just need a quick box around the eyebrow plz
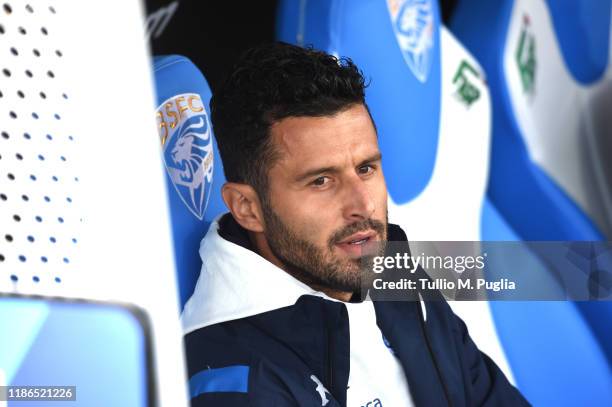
[294,152,383,183]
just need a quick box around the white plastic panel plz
[0,1,187,406]
[388,26,514,382]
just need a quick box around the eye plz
[311,176,330,187]
[358,164,375,175]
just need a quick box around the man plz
[181,42,529,406]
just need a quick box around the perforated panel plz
[0,2,78,295]
[0,1,188,405]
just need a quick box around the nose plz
[341,175,376,222]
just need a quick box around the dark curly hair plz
[210,42,371,197]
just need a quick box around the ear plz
[221,182,265,233]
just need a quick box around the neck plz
[249,231,353,302]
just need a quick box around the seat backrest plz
[153,56,227,308]
[450,0,612,375]
[450,0,612,240]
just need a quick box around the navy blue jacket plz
[184,217,530,406]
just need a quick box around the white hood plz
[180,216,336,335]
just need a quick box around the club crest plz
[387,0,435,83]
[157,93,213,220]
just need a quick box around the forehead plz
[269,104,378,169]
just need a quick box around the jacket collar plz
[181,213,336,334]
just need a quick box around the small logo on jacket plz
[310,375,331,406]
[157,93,213,219]
[387,0,435,83]
[361,398,383,407]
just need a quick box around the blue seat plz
[449,0,612,371]
[277,1,612,405]
[450,0,612,242]
[152,56,226,309]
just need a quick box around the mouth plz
[334,231,378,258]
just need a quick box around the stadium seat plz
[277,0,612,405]
[450,0,612,241]
[450,0,612,370]
[153,56,227,308]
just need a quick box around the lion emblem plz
[163,114,214,219]
[388,0,435,82]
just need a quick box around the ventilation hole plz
[3,68,11,77]
[0,25,4,34]
[3,4,12,14]
[44,196,50,202]
[10,275,18,281]
[52,175,58,181]
[74,177,79,182]
[31,112,38,119]
[49,236,56,243]
[1,131,8,139]
[27,235,34,242]
[10,47,17,55]
[13,214,21,221]
[18,27,26,35]
[0,90,3,97]
[41,27,48,35]
[56,50,62,57]
[4,234,12,242]
[62,257,69,263]
[66,197,72,203]
[15,153,22,160]
[55,277,61,283]
[53,113,60,120]
[71,238,77,243]
[9,111,16,119]
[62,93,68,99]
[46,134,52,140]
[20,194,27,200]
[17,90,24,98]
[25,4,33,13]
[47,70,54,78]
[38,154,44,160]
[29,174,36,180]
[49,6,56,14]
[7,173,15,180]
[40,257,47,263]
[33,276,40,282]
[68,135,74,141]
[33,48,40,57]
[58,217,64,223]
[18,255,26,262]
[25,69,32,78]
[0,254,4,262]
[0,193,6,200]
[35,215,42,222]
[23,132,31,139]
[39,91,46,99]
[60,156,66,161]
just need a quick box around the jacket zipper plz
[418,302,452,407]
[326,327,334,392]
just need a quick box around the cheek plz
[274,192,338,245]
[371,173,388,214]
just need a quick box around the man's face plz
[260,104,388,292]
